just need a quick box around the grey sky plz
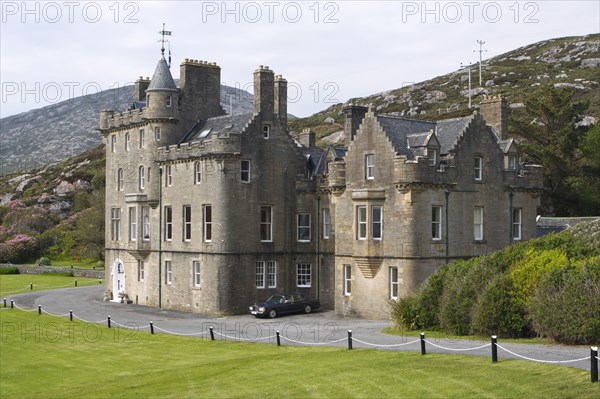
[1,0,599,118]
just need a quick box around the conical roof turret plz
[147,57,178,92]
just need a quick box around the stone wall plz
[0,264,104,279]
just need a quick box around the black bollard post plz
[276,331,281,347]
[420,333,426,355]
[30,283,33,290]
[150,321,154,335]
[209,326,215,341]
[75,280,78,287]
[591,346,598,383]
[3,298,6,307]
[108,316,111,328]
[38,305,42,315]
[10,300,14,309]
[69,310,73,321]
[98,277,102,285]
[348,330,353,350]
[491,335,498,363]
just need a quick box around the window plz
[155,126,161,141]
[137,260,145,282]
[260,206,272,242]
[139,129,145,149]
[203,205,212,242]
[432,206,442,240]
[474,156,483,181]
[165,261,172,284]
[194,162,202,184]
[118,168,124,191]
[474,206,484,240]
[390,267,399,300]
[241,160,251,183]
[164,206,173,241]
[142,207,150,241]
[125,132,131,151]
[183,205,192,241]
[166,95,172,107]
[111,208,121,240]
[256,261,265,289]
[193,261,201,287]
[297,213,311,242]
[365,154,375,180]
[139,166,145,190]
[111,135,117,153]
[267,261,277,288]
[512,208,522,241]
[165,165,172,187]
[357,206,367,240]
[322,208,331,239]
[263,124,270,139]
[146,95,150,107]
[372,206,382,240]
[344,264,352,296]
[297,263,312,287]
[129,207,137,241]
[509,155,517,171]
[428,148,437,167]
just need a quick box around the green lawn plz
[0,275,101,298]
[47,259,104,269]
[1,311,597,399]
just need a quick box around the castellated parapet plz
[156,132,243,163]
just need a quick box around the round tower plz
[145,57,180,120]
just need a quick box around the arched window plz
[139,166,145,190]
[118,168,124,191]
[125,133,131,151]
[194,161,202,184]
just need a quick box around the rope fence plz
[3,299,599,383]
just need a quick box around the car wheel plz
[304,305,312,314]
[268,309,277,319]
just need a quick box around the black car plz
[249,293,321,318]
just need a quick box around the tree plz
[509,86,593,215]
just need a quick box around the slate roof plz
[406,131,433,148]
[376,115,436,158]
[435,115,474,154]
[497,139,514,153]
[331,147,347,160]
[147,57,178,91]
[536,216,600,237]
[186,113,254,142]
[301,147,327,176]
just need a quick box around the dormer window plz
[166,95,172,107]
[428,148,437,167]
[263,125,270,139]
[508,155,517,170]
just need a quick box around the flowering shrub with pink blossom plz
[0,234,38,263]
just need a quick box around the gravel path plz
[5,286,596,371]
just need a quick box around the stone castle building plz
[101,53,543,319]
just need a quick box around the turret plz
[145,57,180,120]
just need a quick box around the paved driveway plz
[5,285,595,371]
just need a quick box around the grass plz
[1,311,597,399]
[33,259,103,269]
[0,275,101,298]
[383,327,556,345]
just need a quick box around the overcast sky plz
[1,0,599,118]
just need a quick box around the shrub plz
[0,234,38,263]
[389,297,423,330]
[95,261,105,269]
[36,256,52,266]
[509,248,568,297]
[0,267,19,275]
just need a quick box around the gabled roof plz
[186,113,254,142]
[331,146,347,160]
[147,57,178,92]
[435,115,474,154]
[497,139,515,154]
[376,115,436,157]
[406,131,434,148]
[300,147,327,176]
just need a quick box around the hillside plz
[289,33,599,140]
[0,84,254,175]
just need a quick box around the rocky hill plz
[289,33,599,141]
[0,84,254,176]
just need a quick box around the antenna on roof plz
[474,40,487,87]
[158,23,172,57]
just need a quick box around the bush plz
[95,261,105,269]
[0,267,19,275]
[0,234,38,263]
[528,261,600,344]
[509,248,568,297]
[389,297,423,330]
[36,257,52,266]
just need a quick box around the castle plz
[100,53,543,319]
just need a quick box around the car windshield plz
[266,295,284,303]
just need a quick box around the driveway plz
[5,285,595,371]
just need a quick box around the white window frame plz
[139,166,145,190]
[125,132,131,151]
[166,95,172,107]
[474,156,483,181]
[155,126,161,141]
[512,208,522,241]
[111,208,121,241]
[474,206,484,241]
[194,161,202,184]
[203,205,212,242]
[241,160,251,183]
[267,261,277,288]
[432,206,442,240]
[428,148,437,167]
[322,208,331,239]
[260,205,272,242]
[357,206,367,240]
[118,168,124,191]
[165,165,172,187]
[256,261,265,289]
[137,260,145,282]
[142,207,150,241]
[139,129,145,149]
[296,263,312,288]
[365,154,375,180]
[129,207,137,242]
[193,261,201,287]
[111,135,117,153]
[390,267,399,300]
[372,206,382,240]
[165,261,172,284]
[297,213,311,242]
[183,205,192,242]
[263,124,270,139]
[164,206,173,241]
[344,264,352,296]
[509,155,517,171]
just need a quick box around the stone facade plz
[101,54,543,319]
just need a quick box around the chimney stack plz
[254,65,274,120]
[299,129,316,148]
[134,76,150,102]
[342,104,368,145]
[480,95,508,140]
[274,75,287,128]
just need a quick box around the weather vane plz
[158,23,172,56]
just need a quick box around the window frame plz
[194,161,202,184]
[267,261,277,288]
[155,126,161,141]
[241,160,251,183]
[203,205,212,242]
[256,261,266,289]
[296,263,312,288]
[297,213,311,242]
[512,208,522,241]
[431,205,442,241]
[193,261,201,287]
[166,95,172,107]
[263,124,270,139]
[365,154,375,180]
[183,205,192,242]
[322,208,331,239]
[137,260,145,282]
[111,207,121,241]
[165,165,172,187]
[357,205,367,240]
[164,205,173,241]
[129,207,137,242]
[139,129,145,149]
[165,260,172,284]
[117,168,124,191]
[372,206,383,240]
[142,206,150,241]
[111,135,117,153]
[139,166,145,190]
[390,267,399,300]
[125,132,131,151]
[474,206,484,241]
[260,205,273,242]
[344,264,352,296]
[474,156,483,181]
[508,155,517,171]
[428,148,437,167]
